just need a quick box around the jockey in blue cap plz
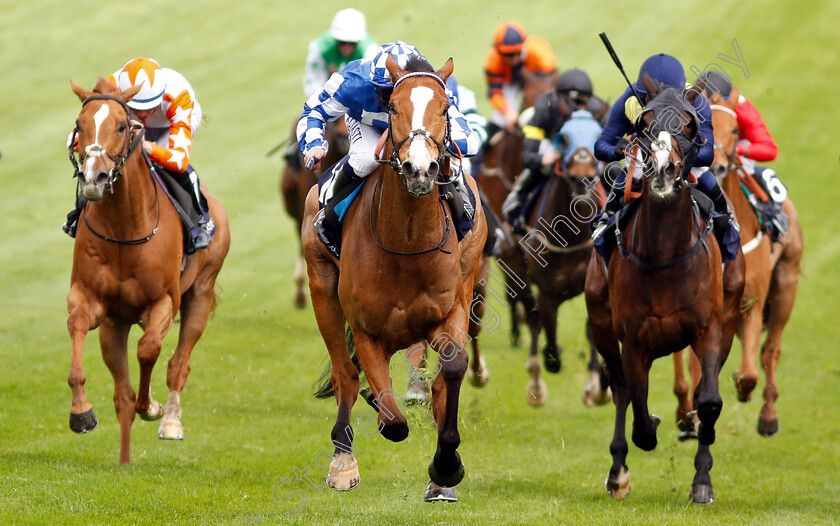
[593,53,740,262]
[298,41,479,256]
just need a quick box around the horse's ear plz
[386,54,406,84]
[71,81,91,103]
[120,83,143,105]
[727,87,741,108]
[641,71,659,101]
[683,83,702,105]
[693,76,708,98]
[707,92,724,105]
[436,58,454,83]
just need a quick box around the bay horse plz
[520,146,610,407]
[303,55,486,501]
[280,118,349,308]
[476,70,558,347]
[66,79,230,464]
[671,90,803,437]
[584,86,745,503]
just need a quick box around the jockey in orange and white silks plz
[484,21,557,132]
[63,57,214,251]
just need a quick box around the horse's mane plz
[92,77,119,95]
[404,55,434,73]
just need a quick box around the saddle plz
[149,164,209,255]
[736,168,788,241]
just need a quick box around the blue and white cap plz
[369,41,421,88]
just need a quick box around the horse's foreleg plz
[67,286,102,433]
[467,284,489,388]
[689,330,726,504]
[135,296,174,421]
[293,253,307,309]
[538,293,561,373]
[623,346,659,452]
[352,330,407,443]
[583,318,611,407]
[426,310,469,492]
[733,304,763,402]
[523,289,545,406]
[673,349,699,438]
[99,318,135,464]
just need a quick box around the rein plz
[71,94,161,245]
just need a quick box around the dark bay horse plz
[280,118,349,308]
[476,70,558,347]
[66,79,230,464]
[303,56,486,501]
[584,87,745,503]
[520,147,609,407]
[671,91,803,437]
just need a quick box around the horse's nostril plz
[401,161,415,177]
[428,161,439,178]
[95,172,109,184]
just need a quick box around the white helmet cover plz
[330,8,367,43]
[115,57,166,110]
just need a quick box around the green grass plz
[1,0,839,524]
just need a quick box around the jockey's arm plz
[736,98,778,161]
[297,73,350,168]
[446,104,479,158]
[303,39,329,99]
[694,99,714,167]
[520,94,557,171]
[594,88,635,163]
[151,91,195,173]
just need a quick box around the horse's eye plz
[443,105,450,116]
[389,104,397,115]
[118,122,127,133]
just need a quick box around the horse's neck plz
[633,188,695,260]
[372,167,444,248]
[89,154,156,236]
[535,177,592,240]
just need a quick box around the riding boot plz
[314,155,358,257]
[61,194,87,238]
[698,171,740,262]
[172,166,215,251]
[501,168,542,235]
[753,167,788,241]
[591,166,630,240]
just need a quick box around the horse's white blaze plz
[651,130,675,197]
[82,104,111,184]
[92,103,109,149]
[408,86,435,171]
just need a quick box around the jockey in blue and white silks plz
[297,41,480,255]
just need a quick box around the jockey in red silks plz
[702,70,788,240]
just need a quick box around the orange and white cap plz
[493,21,526,55]
[115,57,166,110]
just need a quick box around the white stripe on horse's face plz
[408,86,435,171]
[92,103,109,149]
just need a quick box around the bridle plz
[69,94,161,245]
[69,94,145,193]
[710,104,740,176]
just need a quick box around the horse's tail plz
[313,324,365,398]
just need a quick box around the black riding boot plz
[171,167,215,251]
[61,194,87,238]
[314,156,359,257]
[501,168,542,235]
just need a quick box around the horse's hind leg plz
[66,287,102,433]
[135,296,174,421]
[467,271,490,388]
[159,280,216,439]
[99,318,135,464]
[758,214,802,436]
[673,349,699,438]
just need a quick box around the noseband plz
[378,72,451,183]
[69,94,144,193]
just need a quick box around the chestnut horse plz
[279,118,349,308]
[476,70,558,347]
[584,87,745,503]
[66,79,230,464]
[303,56,486,501]
[671,90,803,437]
[520,147,609,407]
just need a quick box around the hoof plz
[732,371,756,402]
[139,401,163,421]
[424,481,457,502]
[757,417,780,437]
[542,345,562,373]
[327,452,360,491]
[404,382,429,405]
[689,484,714,504]
[69,408,98,434]
[158,418,184,440]
[429,454,464,487]
[605,466,630,499]
[526,378,548,407]
[467,357,490,388]
[583,370,612,407]
[292,288,306,309]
